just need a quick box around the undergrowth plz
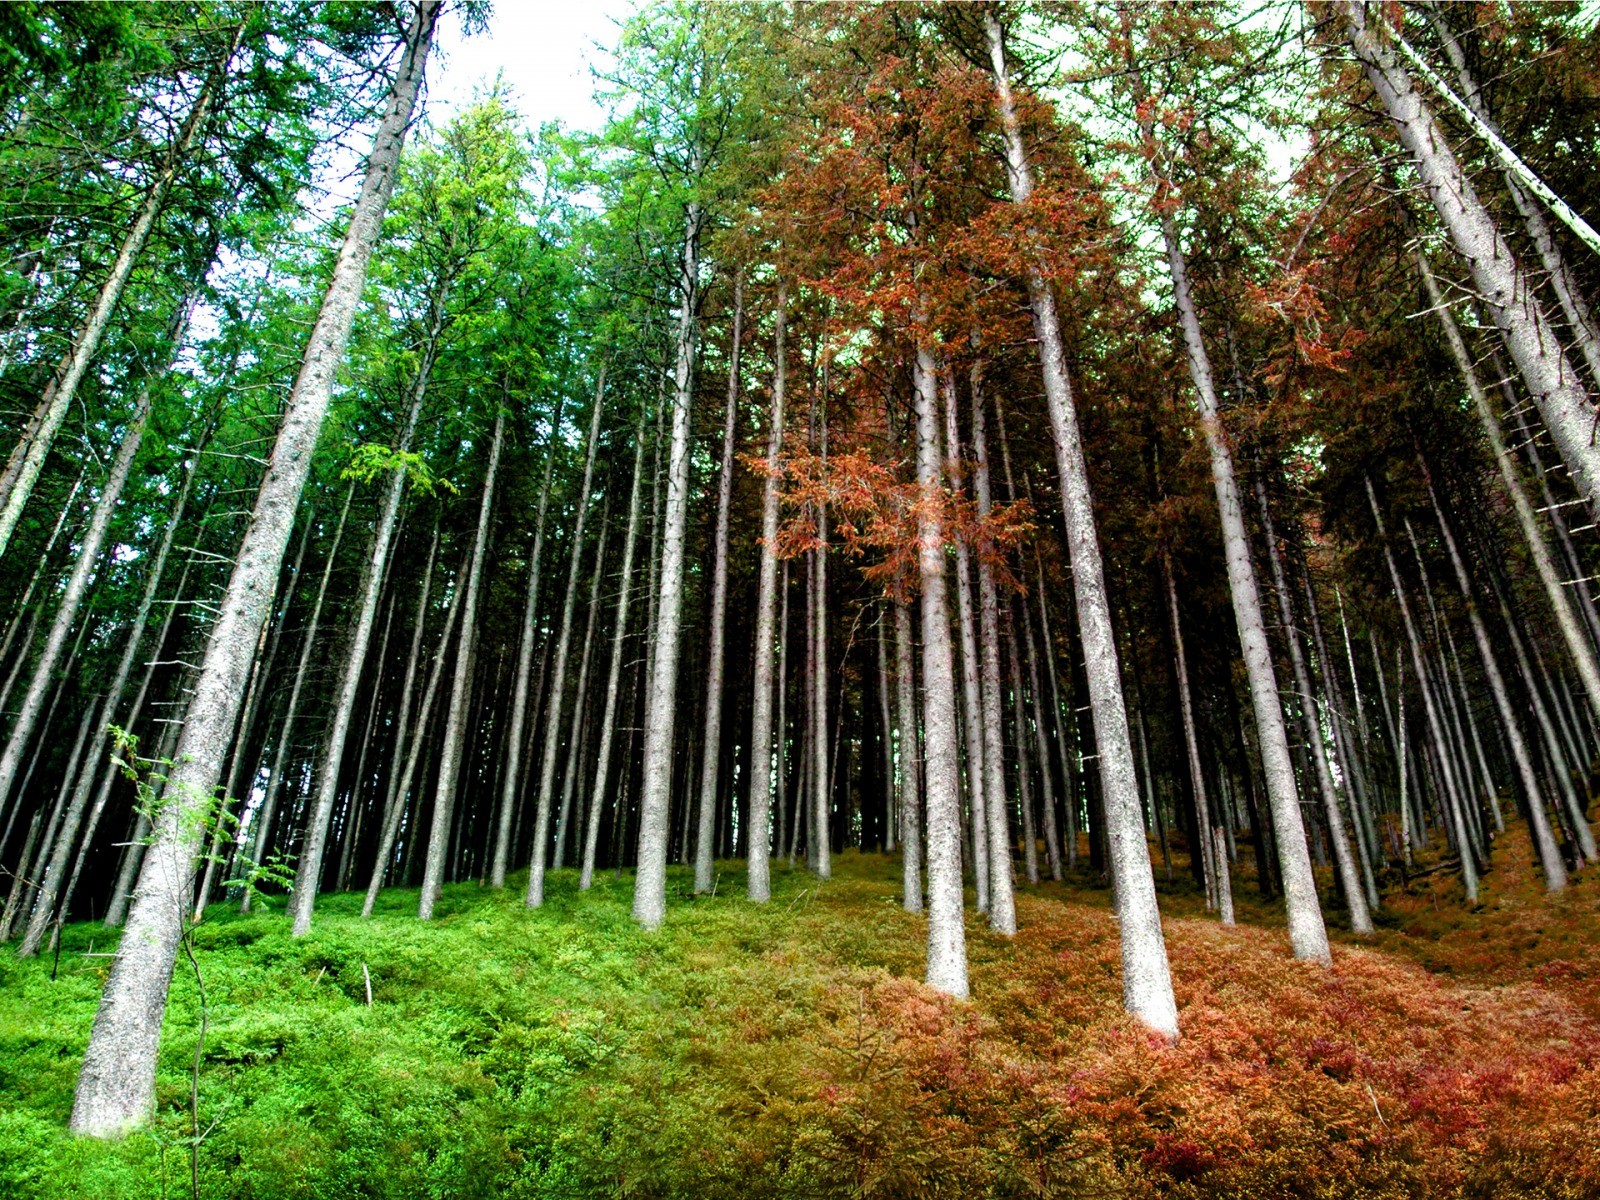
[2,830,1598,1198]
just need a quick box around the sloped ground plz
[1,829,1597,1198]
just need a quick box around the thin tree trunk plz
[421,408,502,919]
[694,273,742,893]
[811,383,830,879]
[943,373,989,911]
[1423,463,1566,888]
[526,376,604,907]
[17,438,197,954]
[1367,478,1481,900]
[242,488,354,909]
[987,11,1184,1028]
[875,605,897,855]
[970,383,1015,931]
[289,368,434,935]
[363,549,462,916]
[1342,2,1600,515]
[745,295,786,902]
[1005,614,1040,885]
[490,391,567,887]
[554,504,610,870]
[582,413,648,891]
[1257,480,1373,930]
[0,383,153,826]
[0,23,243,562]
[894,597,921,911]
[632,189,702,930]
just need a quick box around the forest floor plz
[2,825,1598,1199]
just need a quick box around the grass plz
[1,829,1598,1198]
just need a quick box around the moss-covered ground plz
[2,829,1598,1198]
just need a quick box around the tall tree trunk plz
[694,274,743,892]
[526,376,605,906]
[1422,464,1566,888]
[632,192,702,929]
[987,11,1182,1027]
[875,606,897,854]
[554,504,610,870]
[242,488,354,909]
[894,597,922,910]
[0,22,243,561]
[363,549,463,916]
[1366,477,1481,900]
[0,383,152,828]
[1257,479,1373,931]
[746,296,787,902]
[810,382,830,878]
[421,407,502,919]
[912,338,967,997]
[489,405,565,886]
[582,413,648,891]
[1341,2,1600,515]
[16,437,197,955]
[1163,552,1231,923]
[943,373,989,911]
[970,383,1015,932]
[289,361,435,935]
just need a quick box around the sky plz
[423,1,631,134]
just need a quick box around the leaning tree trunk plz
[1422,464,1566,889]
[1366,477,1481,901]
[694,273,743,893]
[582,412,649,890]
[632,193,702,930]
[1257,479,1373,932]
[0,22,242,562]
[1341,2,1600,517]
[985,10,1183,1029]
[745,294,787,903]
[0,382,152,828]
[526,376,604,907]
[912,337,968,998]
[17,434,197,956]
[554,506,609,870]
[70,2,436,1137]
[420,408,502,919]
[289,356,434,936]
[489,393,566,887]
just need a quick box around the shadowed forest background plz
[0,1,1597,1196]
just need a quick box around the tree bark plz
[554,503,610,870]
[632,189,702,929]
[986,9,1183,1026]
[1341,2,1600,516]
[894,597,922,911]
[694,274,743,892]
[582,412,649,891]
[524,376,604,905]
[745,295,787,902]
[421,407,502,919]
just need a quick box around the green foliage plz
[340,443,456,497]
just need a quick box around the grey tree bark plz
[986,9,1183,1028]
[1341,2,1600,515]
[526,376,604,907]
[694,274,742,893]
[912,340,968,998]
[894,597,922,911]
[969,384,1015,933]
[582,412,649,891]
[289,360,433,935]
[554,503,609,870]
[488,393,566,886]
[18,434,197,955]
[421,407,502,919]
[69,2,436,1136]
[745,295,787,903]
[632,192,702,930]
[0,382,152,827]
